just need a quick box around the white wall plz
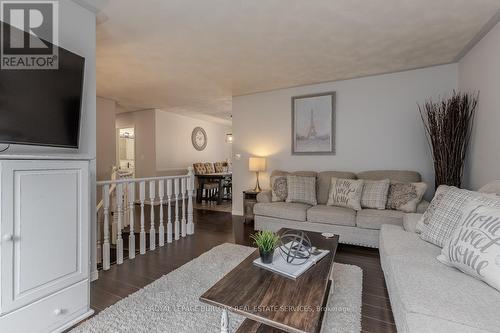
[232,64,458,214]
[96,97,116,181]
[460,21,500,190]
[114,109,232,177]
[155,110,232,172]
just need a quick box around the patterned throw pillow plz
[438,203,500,292]
[271,176,287,202]
[361,179,390,210]
[286,175,317,205]
[420,187,500,247]
[418,185,453,230]
[327,178,364,211]
[386,182,427,213]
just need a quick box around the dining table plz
[196,172,232,205]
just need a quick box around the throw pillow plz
[327,178,364,211]
[286,175,317,205]
[386,182,427,213]
[361,179,390,210]
[420,187,500,247]
[437,203,500,292]
[419,185,453,229]
[271,176,287,202]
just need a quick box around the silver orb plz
[279,231,312,265]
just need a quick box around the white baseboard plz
[54,309,94,332]
[90,270,99,281]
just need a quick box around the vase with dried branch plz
[419,91,479,188]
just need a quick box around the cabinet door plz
[0,160,89,314]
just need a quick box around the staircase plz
[95,168,195,273]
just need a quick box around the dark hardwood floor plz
[89,208,396,333]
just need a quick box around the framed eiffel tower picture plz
[291,92,336,155]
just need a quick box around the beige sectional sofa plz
[254,170,429,248]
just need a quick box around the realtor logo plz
[1,0,58,69]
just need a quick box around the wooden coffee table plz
[200,229,339,333]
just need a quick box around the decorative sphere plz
[279,231,312,265]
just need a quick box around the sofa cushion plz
[379,225,441,261]
[478,180,500,196]
[384,255,500,332]
[357,170,421,183]
[356,209,404,230]
[254,202,310,221]
[380,225,500,332]
[317,171,357,204]
[403,213,423,233]
[306,205,356,226]
[256,190,271,203]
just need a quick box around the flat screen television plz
[0,26,85,149]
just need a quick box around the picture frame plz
[291,92,336,155]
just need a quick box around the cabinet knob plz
[2,234,13,242]
[53,308,63,316]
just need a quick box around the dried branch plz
[419,91,479,188]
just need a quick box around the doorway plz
[117,127,135,177]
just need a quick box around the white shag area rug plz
[73,243,362,333]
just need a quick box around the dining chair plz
[214,161,225,173]
[193,163,219,202]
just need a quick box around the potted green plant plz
[250,231,280,264]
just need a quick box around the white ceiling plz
[93,0,500,121]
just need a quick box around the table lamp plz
[249,157,266,192]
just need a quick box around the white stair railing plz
[95,167,195,271]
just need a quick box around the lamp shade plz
[249,157,266,172]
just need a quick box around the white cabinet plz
[0,160,93,332]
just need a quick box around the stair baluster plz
[174,178,180,240]
[128,182,136,259]
[158,180,165,247]
[181,177,187,237]
[149,180,156,250]
[167,179,173,243]
[187,167,195,235]
[116,183,124,264]
[139,181,146,254]
[102,185,110,270]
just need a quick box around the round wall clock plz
[191,127,207,151]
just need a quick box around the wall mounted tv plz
[0,24,85,149]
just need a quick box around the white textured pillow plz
[361,179,390,210]
[327,178,364,211]
[286,175,317,205]
[438,203,500,292]
[420,187,500,247]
